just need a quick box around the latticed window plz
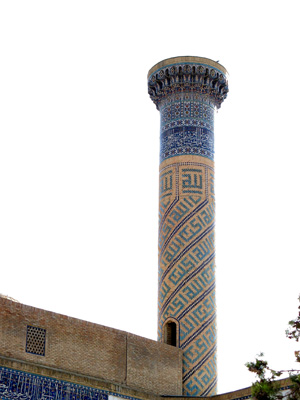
[26,326,46,356]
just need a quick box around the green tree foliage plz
[246,296,300,400]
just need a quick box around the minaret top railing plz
[148,56,229,110]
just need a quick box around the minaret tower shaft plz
[148,57,229,396]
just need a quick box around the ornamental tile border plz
[0,367,142,400]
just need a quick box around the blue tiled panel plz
[160,126,214,163]
[159,95,214,162]
[0,367,140,400]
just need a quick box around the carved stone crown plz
[148,56,229,109]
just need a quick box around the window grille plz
[26,326,46,356]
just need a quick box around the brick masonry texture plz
[127,333,182,395]
[0,297,182,397]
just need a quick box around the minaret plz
[147,57,229,396]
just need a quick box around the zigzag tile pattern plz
[158,161,216,396]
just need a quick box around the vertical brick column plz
[148,57,229,396]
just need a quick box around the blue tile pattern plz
[0,367,141,400]
[159,94,214,163]
[158,162,216,396]
[148,57,228,397]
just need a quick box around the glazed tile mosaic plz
[148,57,228,397]
[159,94,214,163]
[0,367,141,400]
[158,161,216,396]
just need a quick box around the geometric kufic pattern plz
[0,366,143,400]
[158,161,216,396]
[149,57,228,396]
[26,326,46,356]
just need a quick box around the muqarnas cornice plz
[148,56,229,110]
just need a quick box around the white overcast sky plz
[1,0,300,395]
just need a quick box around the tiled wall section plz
[158,156,216,397]
[0,360,292,400]
[159,94,214,163]
[0,297,182,397]
[0,366,109,400]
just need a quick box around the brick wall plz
[0,297,182,396]
[127,333,182,395]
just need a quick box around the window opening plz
[164,321,177,346]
